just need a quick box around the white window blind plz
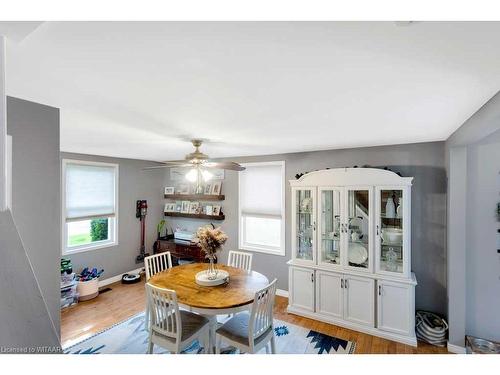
[240,163,283,216]
[65,162,117,221]
[239,161,285,256]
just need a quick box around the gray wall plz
[165,141,447,315]
[0,210,60,351]
[62,153,164,280]
[446,146,467,347]
[446,90,500,346]
[7,97,61,338]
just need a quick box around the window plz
[239,161,285,256]
[62,159,118,255]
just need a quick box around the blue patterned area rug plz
[63,312,356,354]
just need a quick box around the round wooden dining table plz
[148,263,269,353]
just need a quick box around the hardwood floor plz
[61,278,447,354]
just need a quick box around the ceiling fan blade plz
[204,161,246,171]
[142,161,193,170]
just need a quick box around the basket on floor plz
[415,310,448,347]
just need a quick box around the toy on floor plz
[78,267,104,282]
[61,258,73,274]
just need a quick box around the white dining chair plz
[145,283,210,354]
[215,278,277,354]
[145,252,173,281]
[227,250,253,272]
[144,252,173,330]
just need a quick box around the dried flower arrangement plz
[196,225,228,261]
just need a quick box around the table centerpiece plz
[195,225,229,285]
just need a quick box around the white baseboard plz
[99,267,144,288]
[276,289,289,298]
[447,342,466,354]
[287,305,418,347]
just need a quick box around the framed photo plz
[204,184,212,195]
[212,205,221,216]
[205,205,213,216]
[181,201,191,213]
[189,202,199,214]
[175,201,182,212]
[164,203,175,212]
[211,181,222,195]
[164,186,175,195]
[178,184,190,195]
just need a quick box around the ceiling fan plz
[143,139,245,174]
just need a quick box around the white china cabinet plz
[288,168,417,346]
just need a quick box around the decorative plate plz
[195,270,230,286]
[348,243,368,265]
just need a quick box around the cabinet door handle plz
[376,224,379,236]
[313,221,316,231]
[341,279,344,288]
[311,273,314,282]
[345,279,348,289]
[378,285,382,295]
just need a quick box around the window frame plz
[61,159,119,255]
[238,161,286,256]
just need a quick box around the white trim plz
[61,158,119,255]
[447,342,466,354]
[287,305,417,347]
[290,168,413,187]
[98,267,144,288]
[63,235,117,256]
[276,289,289,298]
[238,160,286,256]
[6,135,11,210]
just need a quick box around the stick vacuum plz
[135,200,150,263]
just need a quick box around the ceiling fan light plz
[185,168,198,182]
[202,170,213,181]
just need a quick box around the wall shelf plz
[164,212,225,221]
[164,194,225,201]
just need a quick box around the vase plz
[385,193,396,218]
[385,247,398,272]
[206,256,218,280]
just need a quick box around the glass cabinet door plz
[346,188,371,270]
[319,188,343,266]
[294,188,315,262]
[377,189,404,274]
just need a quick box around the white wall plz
[446,90,500,347]
[465,130,500,341]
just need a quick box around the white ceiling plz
[3,21,500,161]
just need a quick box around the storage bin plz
[61,272,75,285]
[77,278,99,301]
